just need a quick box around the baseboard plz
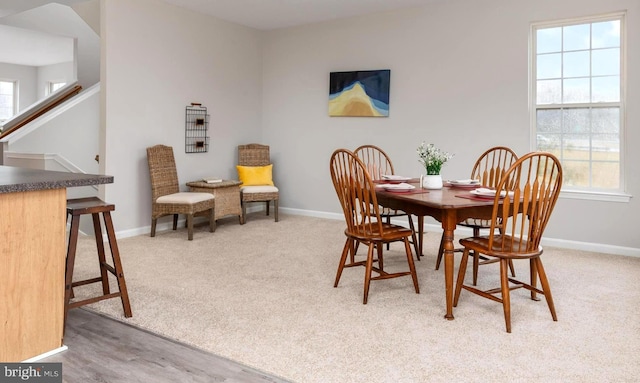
[22,345,68,362]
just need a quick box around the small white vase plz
[422,174,443,189]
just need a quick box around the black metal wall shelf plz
[185,103,209,153]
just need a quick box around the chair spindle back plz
[488,152,563,254]
[330,149,384,239]
[471,146,518,188]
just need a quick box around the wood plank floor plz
[42,308,292,383]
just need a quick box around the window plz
[48,81,66,95]
[531,13,625,195]
[0,80,17,122]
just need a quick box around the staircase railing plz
[0,81,82,139]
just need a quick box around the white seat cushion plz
[156,192,214,204]
[240,185,279,194]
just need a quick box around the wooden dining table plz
[376,181,498,320]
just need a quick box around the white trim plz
[559,189,631,202]
[22,345,68,362]
[4,152,84,173]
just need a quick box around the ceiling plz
[1,0,442,30]
[159,0,442,30]
[0,24,74,66]
[0,0,441,66]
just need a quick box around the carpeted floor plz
[71,213,640,383]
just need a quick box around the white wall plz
[261,0,640,250]
[101,0,263,233]
[37,61,75,99]
[9,87,99,177]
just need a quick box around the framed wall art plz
[328,69,390,117]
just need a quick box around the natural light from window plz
[532,14,624,195]
[0,80,16,122]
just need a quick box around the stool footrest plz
[68,292,125,310]
[71,277,103,288]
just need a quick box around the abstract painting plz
[329,70,390,117]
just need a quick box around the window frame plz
[0,79,18,124]
[530,12,630,203]
[47,81,66,96]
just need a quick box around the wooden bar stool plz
[64,197,132,332]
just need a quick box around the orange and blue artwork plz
[329,70,390,117]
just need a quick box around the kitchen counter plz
[0,166,113,193]
[0,165,113,362]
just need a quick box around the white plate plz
[470,188,513,198]
[384,182,415,192]
[384,187,415,193]
[450,179,480,186]
[381,174,412,181]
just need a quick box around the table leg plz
[442,216,457,320]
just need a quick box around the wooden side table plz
[186,180,243,224]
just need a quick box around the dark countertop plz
[0,166,113,194]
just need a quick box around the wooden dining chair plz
[453,152,563,332]
[329,148,419,304]
[435,146,518,285]
[354,144,420,260]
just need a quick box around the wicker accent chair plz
[146,145,215,240]
[330,148,419,304]
[454,152,563,332]
[354,144,420,260]
[435,146,518,285]
[237,144,279,223]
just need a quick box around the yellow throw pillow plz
[236,164,274,186]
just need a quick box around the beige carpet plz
[71,213,640,383]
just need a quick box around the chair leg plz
[186,214,194,240]
[334,239,351,287]
[102,211,133,318]
[529,258,539,301]
[173,214,178,230]
[376,243,384,271]
[454,248,470,306]
[91,213,110,296]
[241,202,247,224]
[403,238,419,294]
[385,216,391,250]
[472,251,480,286]
[500,259,512,333]
[64,214,81,335]
[265,201,270,216]
[533,258,557,321]
[209,208,216,232]
[471,227,480,285]
[435,233,445,270]
[363,243,375,304]
[407,216,420,261]
[351,241,359,262]
[274,200,279,222]
[150,218,157,237]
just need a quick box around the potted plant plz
[417,142,453,189]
